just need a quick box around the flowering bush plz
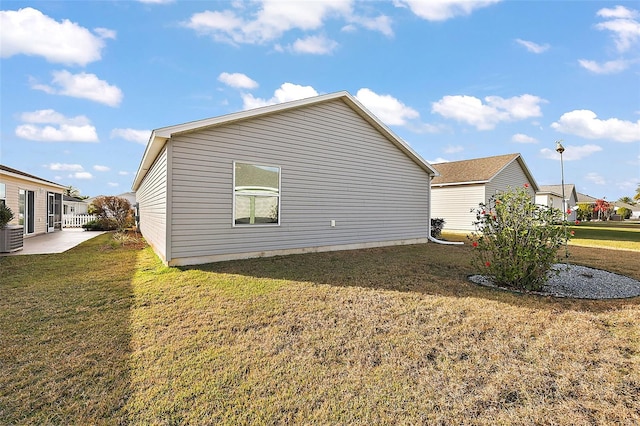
[468,185,572,291]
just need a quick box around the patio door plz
[48,192,55,232]
[19,189,35,235]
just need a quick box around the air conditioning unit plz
[0,225,24,253]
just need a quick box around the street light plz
[555,140,566,222]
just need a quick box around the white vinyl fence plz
[63,214,96,228]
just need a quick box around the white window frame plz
[0,182,5,207]
[232,161,281,227]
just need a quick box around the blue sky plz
[1,0,639,201]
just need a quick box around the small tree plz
[576,203,593,221]
[594,199,612,221]
[89,196,133,231]
[469,185,571,292]
[617,207,632,220]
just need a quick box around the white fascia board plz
[432,180,489,188]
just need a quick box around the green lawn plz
[569,221,640,251]
[1,233,639,424]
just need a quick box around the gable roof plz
[538,184,577,199]
[132,91,438,191]
[431,153,538,191]
[0,164,66,189]
[576,192,598,203]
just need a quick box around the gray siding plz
[485,160,534,200]
[137,146,168,262]
[167,99,430,264]
[431,184,485,232]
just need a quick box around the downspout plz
[427,175,464,245]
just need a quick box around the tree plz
[64,185,89,200]
[88,196,133,231]
[618,196,634,205]
[594,199,612,221]
[634,184,640,203]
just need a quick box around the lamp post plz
[555,140,566,222]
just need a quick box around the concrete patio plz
[1,228,106,256]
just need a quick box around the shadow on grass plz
[183,242,640,314]
[0,233,137,424]
[570,227,640,243]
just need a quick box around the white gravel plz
[469,263,640,299]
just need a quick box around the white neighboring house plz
[430,153,539,232]
[63,195,89,215]
[132,91,439,266]
[535,184,578,222]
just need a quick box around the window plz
[0,183,5,207]
[233,162,280,225]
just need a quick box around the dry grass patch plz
[1,235,639,424]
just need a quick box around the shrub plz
[88,196,134,231]
[469,185,571,292]
[82,218,118,231]
[576,203,592,221]
[617,207,631,220]
[0,204,14,228]
[430,218,445,239]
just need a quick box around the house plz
[132,91,439,266]
[430,153,539,232]
[63,195,89,215]
[535,184,578,222]
[613,200,640,219]
[0,164,66,236]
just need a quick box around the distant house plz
[0,164,66,236]
[430,153,539,232]
[63,195,89,215]
[613,200,640,219]
[132,91,439,266]
[535,184,578,222]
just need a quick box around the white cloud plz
[595,5,640,52]
[218,72,258,89]
[347,14,393,37]
[183,1,352,45]
[429,157,450,164]
[584,172,606,185]
[512,133,538,144]
[291,35,338,54]
[393,0,501,21]
[431,94,545,130]
[355,88,419,126]
[443,145,463,154]
[110,128,151,145]
[69,172,93,180]
[0,7,111,66]
[540,144,603,161]
[45,163,84,172]
[551,110,640,143]
[118,171,131,176]
[578,59,631,74]
[94,28,116,39]
[93,165,110,172]
[515,38,549,53]
[31,70,123,107]
[241,82,319,109]
[16,109,98,142]
[107,182,120,187]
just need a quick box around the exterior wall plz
[0,172,64,236]
[535,193,578,221]
[485,160,534,199]
[431,184,485,232]
[136,145,169,262]
[166,99,430,265]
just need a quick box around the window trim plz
[232,161,281,227]
[0,182,5,207]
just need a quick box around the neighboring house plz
[63,195,89,215]
[430,153,539,232]
[86,191,136,208]
[535,184,578,222]
[0,164,66,236]
[132,91,439,266]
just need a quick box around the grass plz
[569,221,640,251]
[1,231,639,424]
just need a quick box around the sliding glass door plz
[19,189,35,235]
